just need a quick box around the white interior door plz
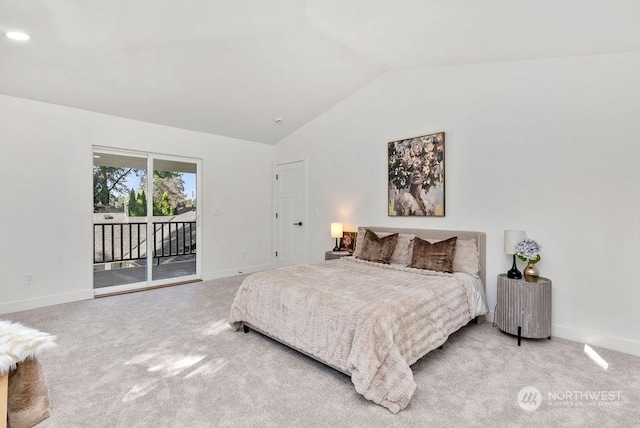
[275,161,307,266]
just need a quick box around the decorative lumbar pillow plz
[409,236,457,272]
[356,229,399,263]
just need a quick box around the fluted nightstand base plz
[496,274,552,345]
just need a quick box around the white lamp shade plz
[330,222,343,238]
[504,230,526,254]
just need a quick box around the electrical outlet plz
[24,272,35,285]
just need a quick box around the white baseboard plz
[487,310,640,356]
[0,265,272,315]
[201,263,274,281]
[0,289,94,315]
[551,323,640,357]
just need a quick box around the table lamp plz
[331,223,343,252]
[504,230,526,279]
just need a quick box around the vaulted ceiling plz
[2,1,639,144]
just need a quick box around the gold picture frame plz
[340,231,357,253]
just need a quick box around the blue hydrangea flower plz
[516,239,542,264]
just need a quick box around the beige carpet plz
[5,275,640,427]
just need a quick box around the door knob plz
[293,222,303,226]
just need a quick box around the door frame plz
[273,159,308,267]
[92,147,202,296]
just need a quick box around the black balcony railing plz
[93,221,196,265]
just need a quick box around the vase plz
[523,262,539,283]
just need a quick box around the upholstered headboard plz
[358,227,487,288]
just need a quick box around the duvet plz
[229,257,474,413]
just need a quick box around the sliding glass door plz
[150,159,197,281]
[92,149,200,293]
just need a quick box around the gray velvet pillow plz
[409,236,457,272]
[356,229,399,263]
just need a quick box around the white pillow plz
[353,227,368,258]
[388,233,415,265]
[453,239,480,276]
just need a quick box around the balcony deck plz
[93,258,196,288]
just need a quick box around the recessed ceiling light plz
[6,31,30,41]
[93,155,101,159]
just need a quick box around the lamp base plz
[333,238,340,252]
[507,254,522,279]
[507,267,522,279]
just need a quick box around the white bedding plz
[452,272,489,319]
[229,257,488,413]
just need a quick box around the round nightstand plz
[496,273,552,346]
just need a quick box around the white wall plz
[275,52,640,356]
[0,95,273,313]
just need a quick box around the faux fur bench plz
[0,320,56,428]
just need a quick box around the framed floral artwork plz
[340,231,357,252]
[388,132,445,217]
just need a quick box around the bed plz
[229,227,488,413]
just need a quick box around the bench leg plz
[0,373,7,428]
